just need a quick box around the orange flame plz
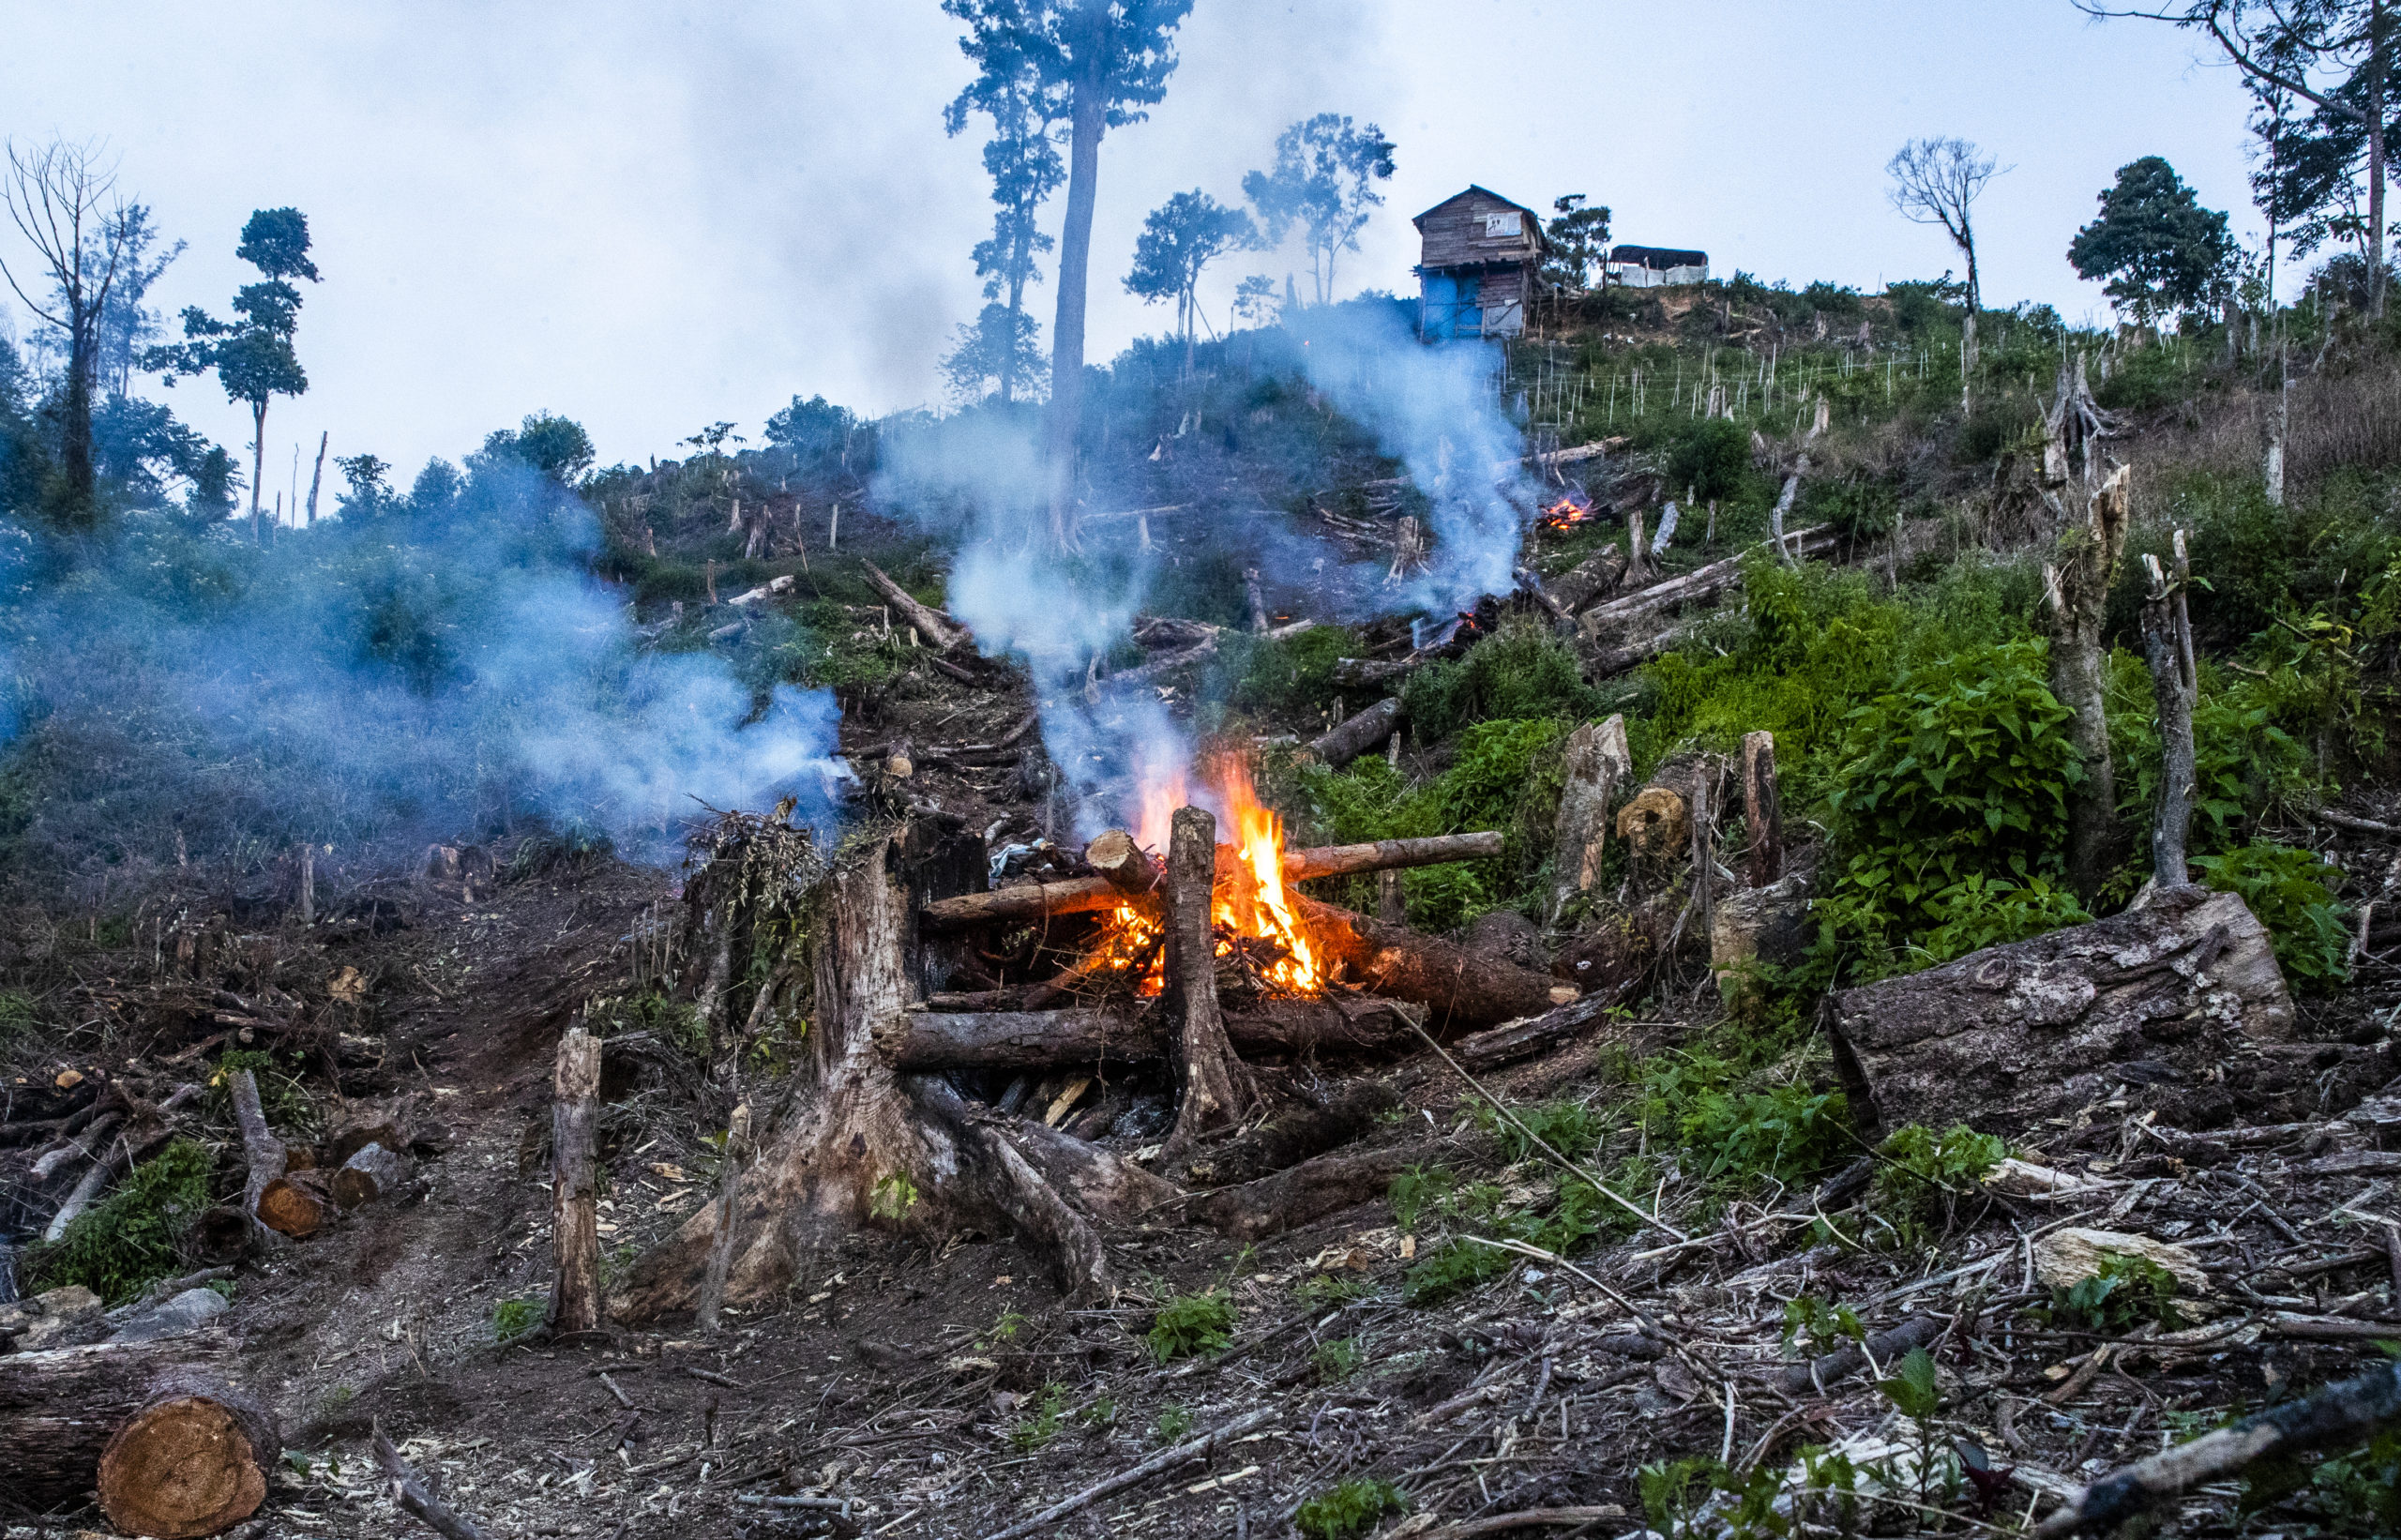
[1205,756,1323,993]
[1540,495,1596,530]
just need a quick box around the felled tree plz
[148,207,319,538]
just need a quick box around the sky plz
[1,1,2268,492]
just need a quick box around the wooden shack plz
[1412,186,1545,340]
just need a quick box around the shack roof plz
[1412,185,1544,232]
[1610,245,1709,270]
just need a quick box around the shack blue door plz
[1419,272,1483,340]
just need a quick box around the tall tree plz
[1886,136,2006,387]
[2067,157,2237,330]
[1125,189,1255,374]
[0,138,139,525]
[942,301,1049,400]
[1241,113,1397,308]
[1542,194,1611,292]
[946,0,1194,548]
[944,1,1068,404]
[2079,0,2394,315]
[149,207,320,537]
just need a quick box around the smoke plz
[1288,302,1533,617]
[873,308,1535,844]
[0,453,850,885]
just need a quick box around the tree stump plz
[614,828,1125,1318]
[549,1025,602,1334]
[1551,714,1629,917]
[1741,731,1783,886]
[1163,806,1253,1158]
[1827,884,2294,1137]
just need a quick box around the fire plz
[1207,756,1324,993]
[1539,493,1595,531]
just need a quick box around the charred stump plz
[1162,806,1254,1158]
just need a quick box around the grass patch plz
[492,1296,543,1342]
[31,1139,214,1304]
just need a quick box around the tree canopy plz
[1543,194,1611,291]
[2068,156,2236,325]
[1242,113,1397,307]
[1125,189,1255,370]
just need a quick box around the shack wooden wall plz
[1416,189,1541,271]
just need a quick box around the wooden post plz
[695,1101,750,1335]
[1741,732,1783,887]
[549,1025,602,1335]
[1245,567,1269,633]
[297,843,314,927]
[1690,769,1714,954]
[2140,536,2198,888]
[1162,807,1249,1159]
[1550,714,1630,918]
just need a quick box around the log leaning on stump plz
[0,1329,276,1532]
[1827,883,2294,1137]
[916,831,1506,929]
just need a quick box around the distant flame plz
[1539,493,1595,531]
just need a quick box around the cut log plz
[1550,715,1629,917]
[1827,884,2294,1138]
[1173,1080,1398,1188]
[615,828,1117,1318]
[860,562,966,652]
[256,1170,331,1238]
[228,1068,290,1248]
[1741,730,1783,886]
[1577,525,1836,635]
[1547,545,1630,613]
[1307,698,1402,767]
[1163,807,1252,1158]
[0,1328,251,1512]
[549,1025,603,1334]
[880,996,1418,1072]
[1583,620,1692,679]
[1513,566,1573,627]
[1292,894,1566,1029]
[330,1141,411,1211]
[1082,829,1160,894]
[917,832,1505,929]
[1453,991,1632,1072]
[1193,1147,1417,1241]
[1330,655,1418,689]
[98,1375,280,1539]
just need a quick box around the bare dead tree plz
[2139,533,2200,887]
[1886,136,2006,398]
[2079,0,2393,316]
[0,138,134,523]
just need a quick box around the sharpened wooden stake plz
[548,1025,602,1335]
[695,1101,750,1335]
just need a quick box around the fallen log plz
[1307,697,1402,766]
[1293,894,1568,1029]
[330,1141,411,1211]
[1547,544,1630,613]
[228,1069,293,1247]
[2036,1355,2401,1536]
[1828,884,2294,1137]
[1330,654,1420,689]
[1583,620,1692,679]
[860,561,966,652]
[1193,1146,1416,1240]
[916,832,1505,929]
[879,996,1421,1072]
[0,1328,260,1516]
[1578,524,1836,634]
[1777,1313,1946,1396]
[1452,990,1632,1072]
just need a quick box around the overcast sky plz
[3,2,2263,491]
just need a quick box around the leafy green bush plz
[1820,639,2081,963]
[2192,841,2350,983]
[33,1140,213,1304]
[0,988,35,1048]
[2107,651,2312,867]
[1913,874,2091,968]
[2047,1252,2184,1333]
[1400,621,1600,742]
[1211,625,1358,717]
[585,989,708,1057]
[1664,417,1751,505]
[1146,1289,1236,1363]
[492,1296,543,1341]
[1296,1478,1405,1540]
[1476,1096,1602,1163]
[1872,1124,2006,1229]
[1296,1271,1371,1308]
[1635,1049,1849,1190]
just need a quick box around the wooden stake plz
[548,1025,602,1335]
[695,1101,750,1335]
[1741,732,1783,887]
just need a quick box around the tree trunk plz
[548,1025,602,1335]
[1245,566,1270,632]
[861,562,967,651]
[62,322,96,518]
[615,831,1119,1318]
[1826,884,2293,1138]
[1551,714,1629,917]
[1082,828,1161,893]
[0,1329,254,1514]
[305,430,327,525]
[2141,538,2198,889]
[2371,2,2389,320]
[1291,893,1564,1028]
[2046,462,2133,900]
[98,1375,281,1539]
[1162,807,1250,1158]
[1308,698,1401,766]
[1741,730,1783,886]
[1044,25,1108,549]
[1578,525,1835,637]
[249,398,268,540]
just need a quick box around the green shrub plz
[1400,621,1600,741]
[0,988,35,1047]
[33,1140,214,1304]
[1873,1123,2006,1230]
[1146,1289,1236,1363]
[2192,841,2350,983]
[1475,1097,1602,1163]
[1008,1382,1070,1450]
[492,1296,543,1341]
[1153,1406,1194,1442]
[585,989,708,1057]
[2107,651,2312,865]
[1780,1294,1864,1356]
[1633,1042,1850,1192]
[1312,1337,1364,1381]
[1912,874,2091,968]
[2047,1252,2184,1333]
[1296,1477,1405,1540]
[1211,626,1358,718]
[1295,1272,1371,1308]
[1664,416,1751,505]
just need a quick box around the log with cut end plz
[330,1141,411,1210]
[861,561,967,652]
[1578,524,1836,634]
[256,1170,331,1237]
[1083,829,1160,894]
[1827,883,2294,1138]
[878,996,1421,1072]
[1307,698,1402,767]
[0,1328,259,1514]
[98,1376,281,1539]
[916,831,1506,929]
[1292,894,1567,1029]
[229,1067,290,1246]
